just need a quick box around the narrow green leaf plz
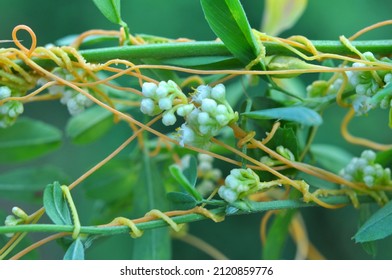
[169,164,202,201]
[261,0,308,36]
[354,200,392,243]
[131,149,170,259]
[43,182,72,226]
[311,144,354,173]
[358,205,377,257]
[66,105,114,145]
[263,209,296,259]
[243,106,323,126]
[92,0,122,24]
[0,118,62,163]
[0,166,69,203]
[200,0,261,66]
[63,238,85,260]
[183,155,198,188]
[167,192,198,210]
[389,107,392,128]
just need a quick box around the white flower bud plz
[225,174,239,189]
[193,85,211,103]
[197,112,210,125]
[176,104,195,117]
[363,175,374,187]
[201,98,217,113]
[216,114,229,126]
[218,187,238,203]
[216,104,229,115]
[156,81,169,98]
[199,124,211,135]
[198,153,214,163]
[211,84,226,101]
[162,112,176,126]
[179,124,195,146]
[158,97,173,110]
[142,82,157,98]
[0,86,11,100]
[140,98,156,115]
[361,150,376,162]
[363,166,375,176]
[199,161,212,173]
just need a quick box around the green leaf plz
[167,192,198,210]
[358,205,377,257]
[354,200,392,243]
[0,118,62,163]
[183,155,198,188]
[311,144,354,173]
[243,106,323,126]
[375,148,392,168]
[261,0,308,36]
[82,159,137,202]
[265,126,299,159]
[63,238,85,260]
[43,182,72,226]
[200,0,261,66]
[389,107,392,128]
[92,0,123,25]
[262,209,297,259]
[169,164,202,201]
[0,166,69,203]
[131,149,170,259]
[66,105,114,145]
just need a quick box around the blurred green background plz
[1,0,392,260]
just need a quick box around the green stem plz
[17,40,392,70]
[0,194,377,236]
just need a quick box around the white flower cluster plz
[39,68,93,116]
[195,153,222,197]
[140,81,238,148]
[339,150,391,188]
[346,52,392,115]
[218,168,262,203]
[141,80,191,126]
[0,86,24,128]
[306,78,343,97]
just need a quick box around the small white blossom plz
[158,97,173,110]
[142,82,157,98]
[201,98,217,114]
[140,98,156,116]
[162,112,177,126]
[211,84,226,102]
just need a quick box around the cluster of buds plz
[38,68,93,116]
[0,86,24,128]
[339,150,391,188]
[218,168,265,203]
[140,80,238,148]
[345,52,392,115]
[195,153,222,197]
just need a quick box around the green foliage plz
[167,192,198,210]
[131,148,171,259]
[261,0,308,36]
[200,0,262,66]
[66,106,114,145]
[63,238,85,260]
[243,106,323,126]
[262,209,296,259]
[311,144,354,173]
[92,0,123,25]
[0,118,61,163]
[354,200,392,243]
[0,166,69,203]
[169,157,203,201]
[43,182,72,226]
